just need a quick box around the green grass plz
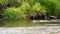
[1,20,60,27]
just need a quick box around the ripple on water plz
[0,26,60,34]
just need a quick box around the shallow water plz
[0,25,60,34]
[32,19,60,22]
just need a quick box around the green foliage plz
[3,7,21,21]
[32,2,41,11]
[18,2,31,18]
[1,0,60,21]
[38,0,60,16]
[3,3,31,21]
[0,0,6,4]
[54,0,60,17]
[30,2,46,16]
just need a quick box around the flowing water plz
[32,19,60,22]
[0,25,60,34]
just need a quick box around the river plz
[0,24,60,34]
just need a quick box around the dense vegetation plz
[0,0,60,21]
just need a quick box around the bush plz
[0,0,6,5]
[30,2,46,16]
[18,2,31,19]
[3,2,31,21]
[54,0,60,17]
[1,0,60,21]
[3,7,21,21]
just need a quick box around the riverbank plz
[1,20,60,27]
